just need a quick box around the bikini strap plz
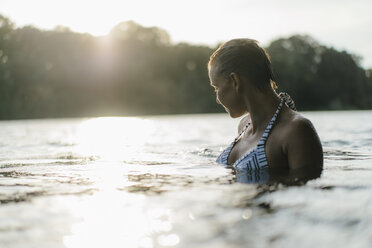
[260,98,284,142]
[279,92,297,111]
[235,97,284,144]
[234,121,250,142]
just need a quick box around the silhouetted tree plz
[267,35,371,110]
[0,15,371,120]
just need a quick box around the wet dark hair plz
[208,39,277,91]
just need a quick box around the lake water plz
[0,111,371,248]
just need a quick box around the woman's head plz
[208,39,277,91]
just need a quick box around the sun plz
[1,0,145,36]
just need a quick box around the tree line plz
[0,14,371,120]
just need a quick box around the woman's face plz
[208,65,246,118]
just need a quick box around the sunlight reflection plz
[62,117,180,248]
[147,207,173,232]
[76,117,155,160]
[62,192,151,248]
[157,234,180,246]
[62,192,180,248]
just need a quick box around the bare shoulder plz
[238,114,250,133]
[281,111,323,171]
[286,113,318,138]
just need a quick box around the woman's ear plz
[230,72,242,93]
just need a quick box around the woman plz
[209,39,323,182]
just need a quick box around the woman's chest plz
[227,134,261,165]
[227,132,288,169]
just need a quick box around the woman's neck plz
[244,88,281,134]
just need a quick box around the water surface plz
[0,111,371,248]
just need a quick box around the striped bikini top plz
[216,98,284,171]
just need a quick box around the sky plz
[1,0,372,68]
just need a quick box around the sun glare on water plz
[76,117,155,161]
[62,192,177,248]
[61,117,179,248]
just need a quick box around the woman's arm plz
[285,117,323,177]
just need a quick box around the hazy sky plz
[1,0,372,68]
